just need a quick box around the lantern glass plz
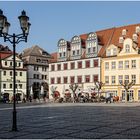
[0,10,6,31]
[25,22,31,35]
[18,10,29,32]
[2,21,10,35]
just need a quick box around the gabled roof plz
[50,23,140,63]
[22,45,51,58]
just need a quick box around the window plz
[3,71,6,76]
[93,75,98,82]
[122,90,134,101]
[10,71,12,76]
[3,84,6,88]
[107,49,111,56]
[93,47,96,53]
[51,65,55,71]
[133,34,138,42]
[77,76,82,83]
[78,61,82,69]
[63,52,66,57]
[57,77,61,84]
[70,76,75,84]
[131,75,136,83]
[42,75,44,80]
[94,59,98,67]
[72,51,75,55]
[138,90,140,100]
[88,48,91,53]
[125,61,129,69]
[125,75,129,84]
[19,84,22,89]
[16,72,18,76]
[64,77,68,84]
[85,60,90,68]
[118,61,123,69]
[119,37,124,43]
[71,62,75,69]
[63,63,68,70]
[118,75,123,84]
[136,26,140,33]
[57,64,61,71]
[10,62,12,66]
[122,29,126,36]
[105,76,109,84]
[111,76,116,84]
[111,61,116,69]
[37,74,39,79]
[45,75,47,80]
[20,72,22,76]
[59,53,62,57]
[105,62,109,70]
[34,66,39,71]
[77,50,80,55]
[10,84,12,88]
[85,75,90,83]
[42,66,47,72]
[125,44,130,53]
[36,59,41,62]
[5,61,7,66]
[132,60,136,68]
[113,48,117,55]
[51,78,55,84]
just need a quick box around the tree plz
[50,86,57,98]
[120,81,135,103]
[94,81,105,101]
[69,83,79,103]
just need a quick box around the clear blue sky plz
[0,1,140,54]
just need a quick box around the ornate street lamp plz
[0,9,31,131]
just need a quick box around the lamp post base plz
[12,110,17,131]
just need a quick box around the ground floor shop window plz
[138,90,140,100]
[122,90,134,101]
[105,90,117,97]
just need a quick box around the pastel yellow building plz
[101,24,140,102]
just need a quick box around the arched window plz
[86,33,97,54]
[125,44,130,53]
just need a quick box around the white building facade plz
[0,46,27,102]
[48,32,110,99]
[21,45,51,99]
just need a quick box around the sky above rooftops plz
[0,1,140,54]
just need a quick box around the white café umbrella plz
[30,86,33,96]
[40,85,44,95]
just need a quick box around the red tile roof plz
[49,52,57,63]
[50,23,140,62]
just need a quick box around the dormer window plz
[136,26,140,33]
[59,53,62,57]
[113,48,117,55]
[106,49,111,56]
[125,44,130,53]
[133,34,138,42]
[119,37,124,43]
[88,48,91,53]
[122,29,127,36]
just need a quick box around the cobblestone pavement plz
[0,102,140,139]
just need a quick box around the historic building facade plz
[49,23,140,102]
[101,24,140,102]
[49,29,115,99]
[21,45,51,99]
[0,45,27,102]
